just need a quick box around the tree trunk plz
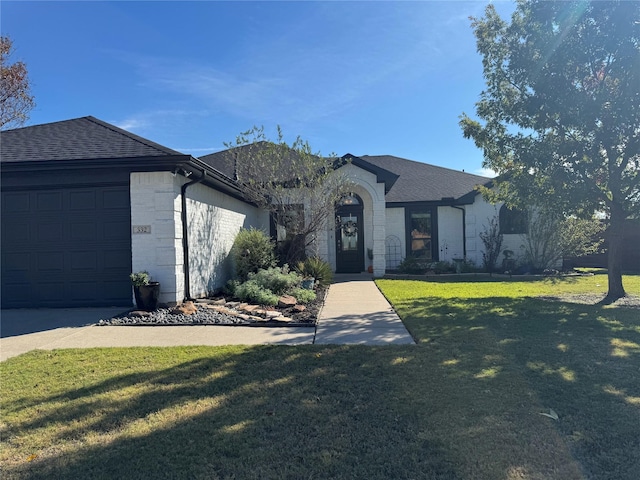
[603,205,626,303]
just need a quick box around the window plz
[338,194,360,206]
[270,204,305,262]
[499,205,528,234]
[272,204,304,242]
[407,209,435,259]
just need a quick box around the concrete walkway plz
[1,275,413,362]
[314,274,415,345]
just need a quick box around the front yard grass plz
[1,274,638,479]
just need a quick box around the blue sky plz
[3,1,517,176]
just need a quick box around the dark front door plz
[335,199,364,273]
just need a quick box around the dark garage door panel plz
[1,186,132,308]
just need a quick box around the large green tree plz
[461,0,639,301]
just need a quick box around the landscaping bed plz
[98,288,327,327]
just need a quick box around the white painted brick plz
[185,181,267,296]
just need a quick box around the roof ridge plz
[84,116,183,156]
[1,116,85,133]
[360,154,491,179]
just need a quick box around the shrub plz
[480,216,503,275]
[295,256,333,287]
[398,256,428,274]
[458,259,480,273]
[432,261,454,274]
[521,211,604,273]
[233,280,279,306]
[223,279,240,297]
[249,266,301,295]
[231,228,277,281]
[291,287,317,304]
[130,271,150,287]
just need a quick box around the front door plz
[335,195,364,273]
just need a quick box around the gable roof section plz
[358,155,491,204]
[201,147,490,204]
[341,153,399,194]
[1,116,182,163]
[1,116,254,203]
[199,143,256,180]
[200,148,400,194]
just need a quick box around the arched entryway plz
[335,193,364,273]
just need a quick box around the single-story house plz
[2,116,511,309]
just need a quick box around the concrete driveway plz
[1,275,414,362]
[0,307,315,362]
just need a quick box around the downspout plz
[181,167,206,301]
[451,205,467,259]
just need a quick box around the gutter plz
[451,205,467,259]
[180,167,206,301]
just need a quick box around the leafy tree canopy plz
[225,127,353,264]
[460,0,639,300]
[1,36,35,129]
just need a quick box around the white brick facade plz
[437,206,465,262]
[131,166,506,304]
[384,208,405,269]
[130,172,184,305]
[459,195,525,268]
[130,172,267,305]
[185,181,268,298]
[320,163,387,276]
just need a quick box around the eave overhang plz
[1,154,251,204]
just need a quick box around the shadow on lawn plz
[4,346,461,480]
[397,295,640,480]
[3,297,638,479]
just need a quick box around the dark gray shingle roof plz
[1,116,182,163]
[359,155,491,203]
[199,144,251,180]
[200,148,491,204]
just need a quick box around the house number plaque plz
[132,225,152,234]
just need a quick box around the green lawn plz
[1,274,639,479]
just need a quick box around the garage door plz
[1,185,132,308]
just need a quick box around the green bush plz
[459,259,481,273]
[130,271,150,287]
[398,256,428,274]
[223,279,240,297]
[231,228,277,281]
[249,266,301,295]
[291,287,317,304]
[432,261,454,274]
[480,216,503,275]
[295,256,333,287]
[233,280,279,306]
